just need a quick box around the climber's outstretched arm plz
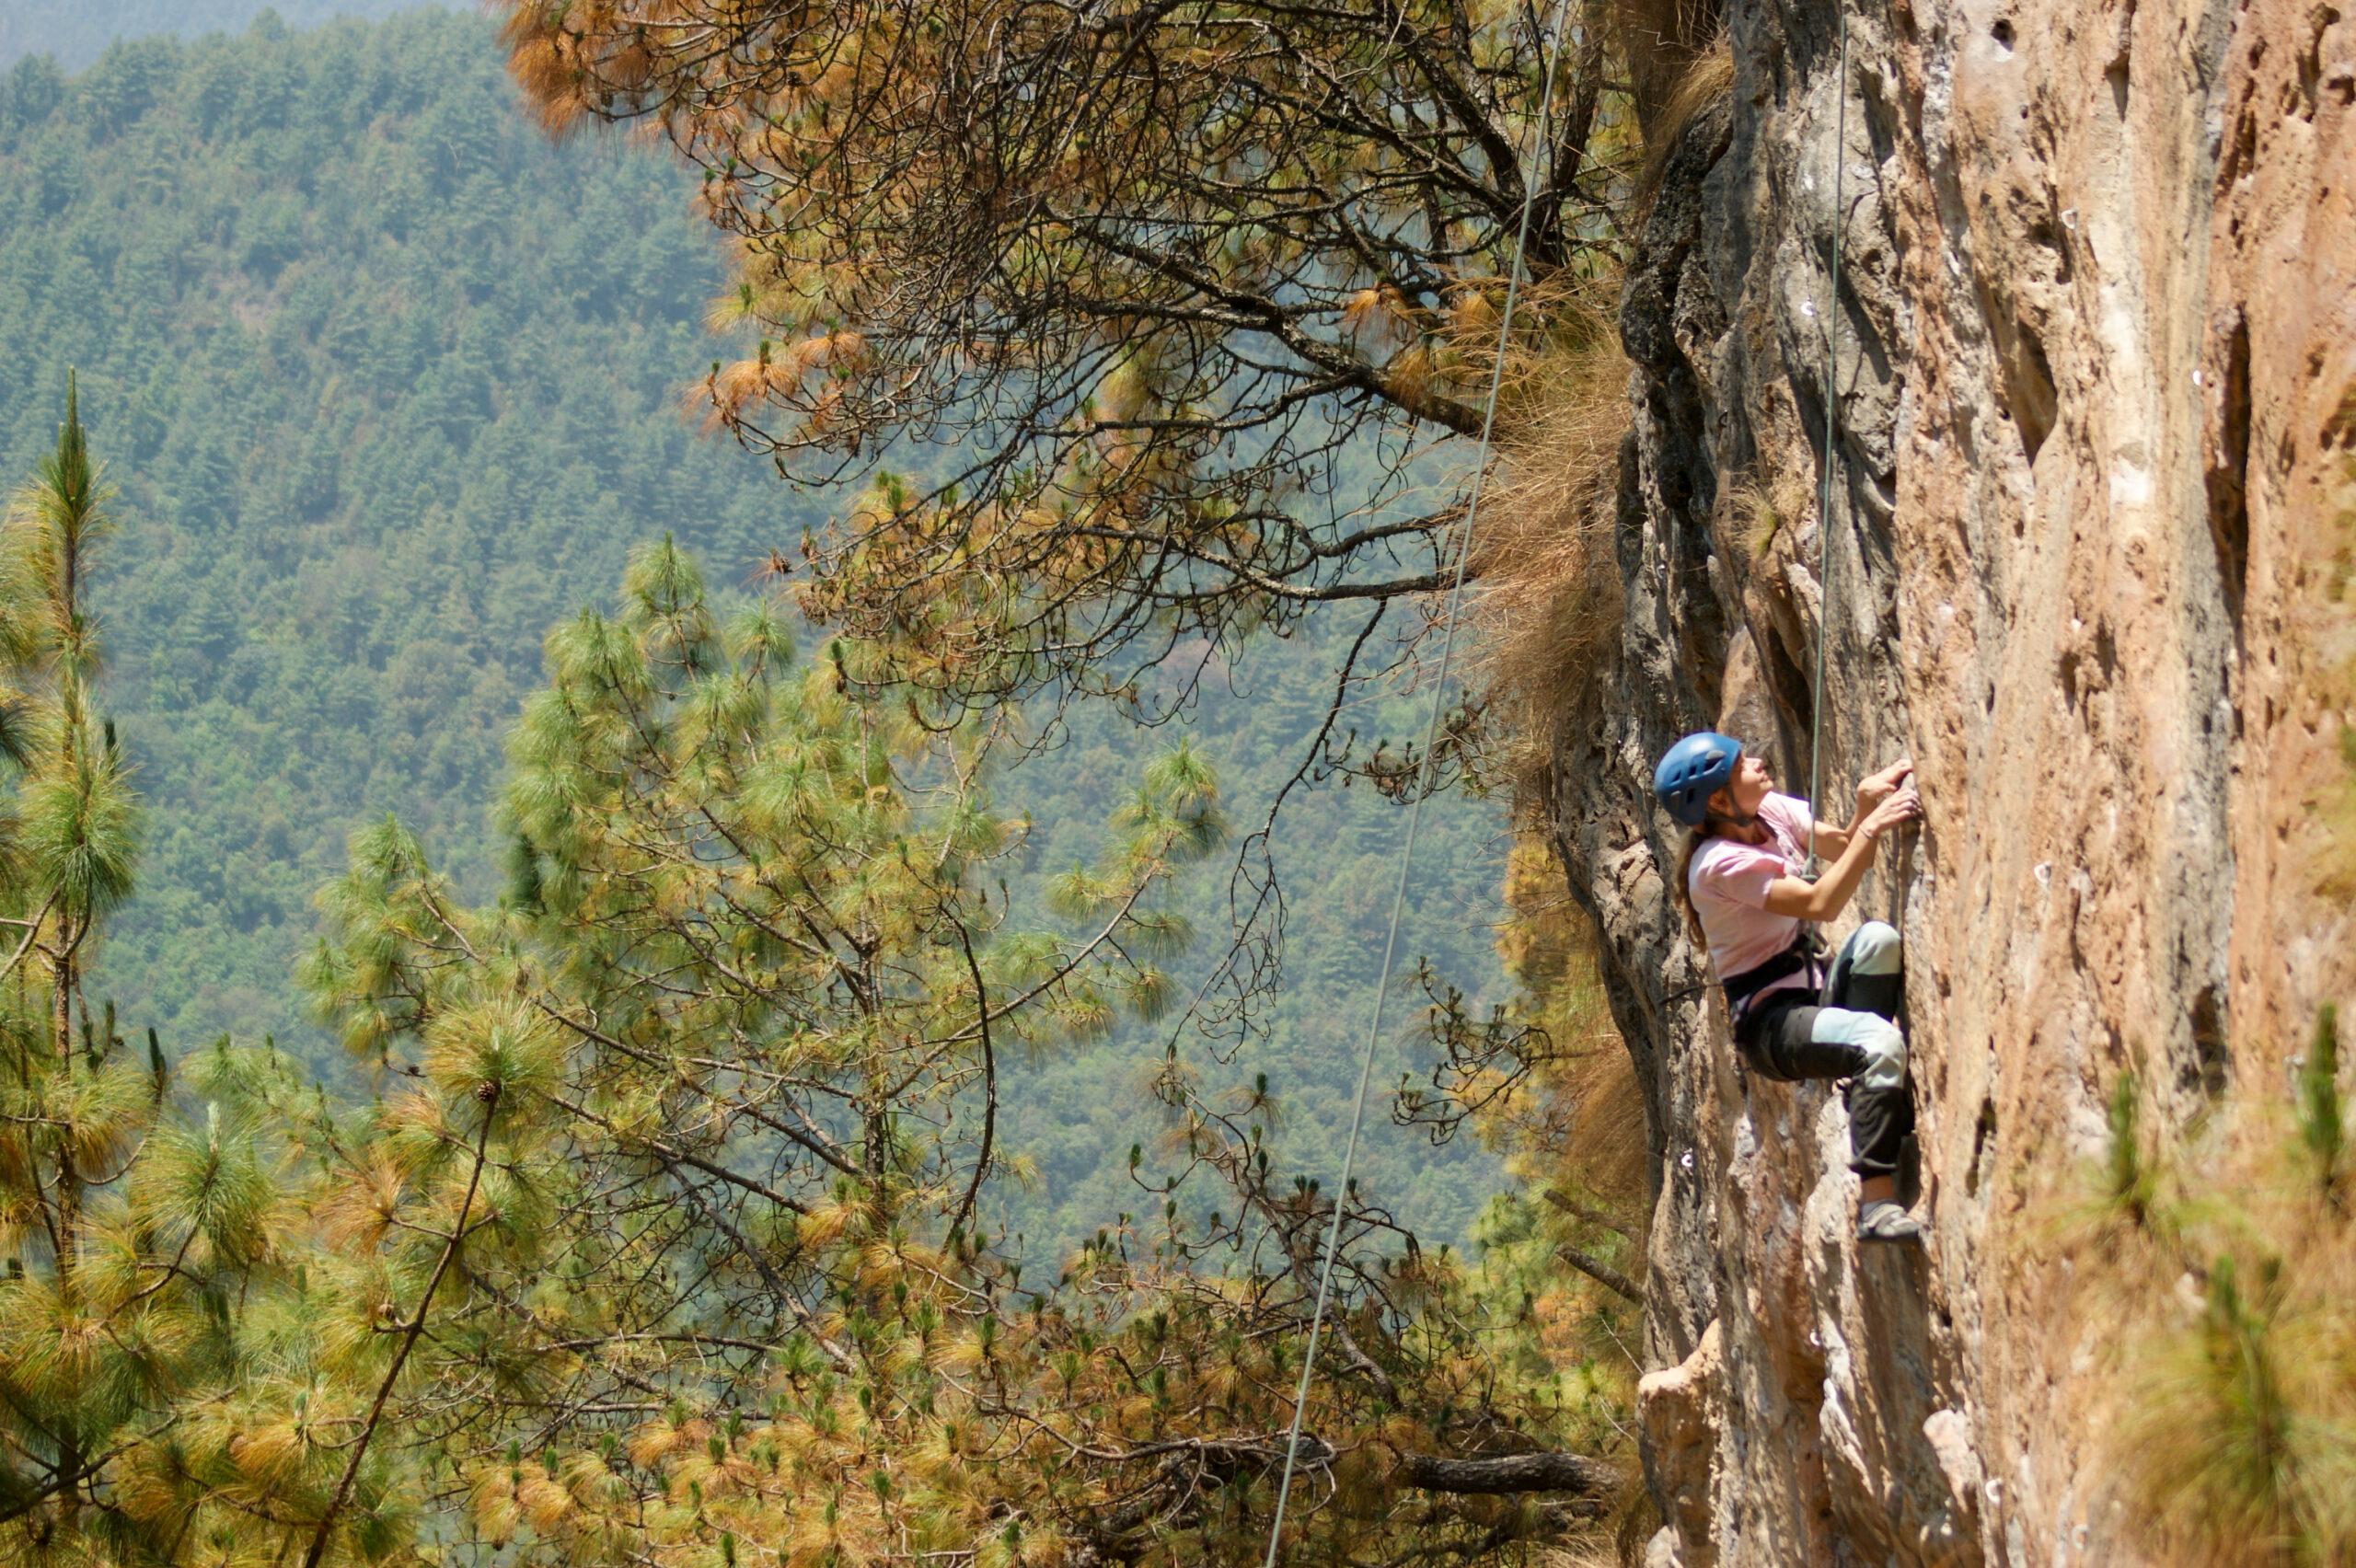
[1760,784,1920,922]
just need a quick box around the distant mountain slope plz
[983,627,1518,1259]
[0,0,418,70]
[0,9,795,1057]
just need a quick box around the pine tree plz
[283,540,1619,1568]
[0,382,328,1562]
[0,372,153,1539]
[493,0,1666,718]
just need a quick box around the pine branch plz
[298,1088,499,1568]
[1553,1242,1641,1304]
[951,924,997,1239]
[1541,1187,1634,1239]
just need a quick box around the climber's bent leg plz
[1742,998,1911,1179]
[1814,1009,1911,1178]
[1819,923,1916,1207]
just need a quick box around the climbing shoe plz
[1856,1200,1923,1244]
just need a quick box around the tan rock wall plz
[1545,0,2356,1560]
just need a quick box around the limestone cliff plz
[1542,0,2356,1558]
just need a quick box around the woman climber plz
[1654,732,1925,1243]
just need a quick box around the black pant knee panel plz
[1738,993,1915,1180]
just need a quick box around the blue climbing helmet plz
[1653,732,1744,826]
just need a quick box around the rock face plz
[1543,0,2356,1559]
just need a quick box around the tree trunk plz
[1397,1450,1619,1496]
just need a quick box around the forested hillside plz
[0,11,791,1051]
[996,640,1517,1254]
[0,8,1509,1248]
[0,0,413,71]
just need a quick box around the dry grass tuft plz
[1542,1543,1624,1568]
[1560,1028,1649,1217]
[1492,837,1649,1216]
[1728,466,1815,562]
[1632,32,1735,218]
[1464,272,1633,805]
[1608,0,1726,144]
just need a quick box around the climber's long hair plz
[1669,825,1712,941]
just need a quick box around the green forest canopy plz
[0,0,417,71]
[0,6,1512,1251]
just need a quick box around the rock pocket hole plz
[2025,214,2073,283]
[1992,18,2015,49]
[2206,312,2251,635]
[2185,986,2231,1098]
[1967,1096,1997,1197]
[2004,318,2058,465]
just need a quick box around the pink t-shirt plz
[1688,792,1817,997]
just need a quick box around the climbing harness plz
[1258,4,1577,1559]
[1721,928,1829,1032]
[1803,1,1853,876]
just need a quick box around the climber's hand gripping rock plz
[1852,757,1915,819]
[1756,778,1917,924]
[1854,781,1922,842]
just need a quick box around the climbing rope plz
[1804,2,1853,875]
[1258,5,1576,1559]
